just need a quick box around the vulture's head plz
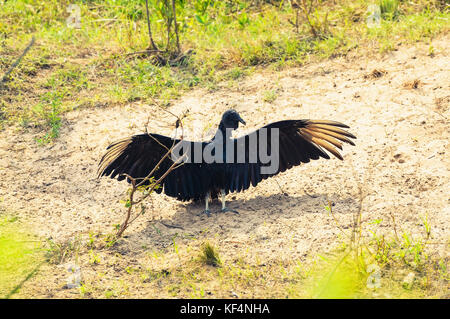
[220,109,246,130]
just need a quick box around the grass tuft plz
[200,242,221,267]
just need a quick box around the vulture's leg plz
[217,189,239,215]
[198,192,211,217]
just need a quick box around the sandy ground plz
[0,37,449,297]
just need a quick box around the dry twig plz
[114,100,189,238]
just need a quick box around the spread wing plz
[223,119,356,193]
[99,120,356,199]
[98,133,210,201]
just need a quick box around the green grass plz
[58,216,447,299]
[262,88,278,103]
[2,209,445,298]
[0,0,448,141]
[0,215,46,298]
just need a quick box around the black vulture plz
[98,109,356,215]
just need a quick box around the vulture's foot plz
[217,207,239,215]
[198,209,212,217]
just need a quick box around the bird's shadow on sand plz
[124,192,359,252]
[181,191,358,218]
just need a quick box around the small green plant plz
[262,89,278,103]
[45,237,80,265]
[237,11,250,29]
[89,249,101,265]
[226,67,246,81]
[379,0,400,20]
[200,242,221,267]
[87,232,96,249]
[194,0,213,26]
[125,266,136,274]
[35,111,61,144]
[421,214,431,240]
[104,233,119,248]
[296,0,331,39]
[33,91,63,144]
[173,236,180,255]
[145,0,185,64]
[395,232,428,270]
[79,283,91,298]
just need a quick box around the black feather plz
[98,114,356,202]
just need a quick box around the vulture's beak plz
[238,116,246,126]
